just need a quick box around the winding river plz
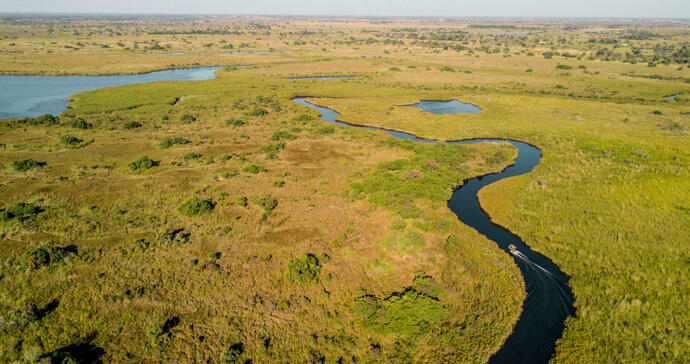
[293,97,575,364]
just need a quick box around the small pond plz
[405,99,481,114]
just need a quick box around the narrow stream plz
[293,97,575,364]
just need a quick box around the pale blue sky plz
[0,0,688,18]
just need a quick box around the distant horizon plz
[0,12,688,21]
[1,0,688,19]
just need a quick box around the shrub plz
[390,220,407,230]
[146,322,165,345]
[291,113,313,122]
[208,252,221,260]
[0,202,43,222]
[179,114,196,123]
[159,228,191,244]
[440,66,455,72]
[225,118,246,127]
[236,196,248,207]
[182,152,202,160]
[273,180,285,188]
[412,274,444,298]
[159,137,190,149]
[259,142,285,154]
[60,135,83,147]
[25,248,50,269]
[526,68,534,72]
[11,159,44,172]
[14,114,58,126]
[271,130,296,140]
[285,254,322,283]
[556,63,573,70]
[247,107,268,117]
[25,244,77,269]
[369,289,448,336]
[220,343,244,364]
[315,125,335,135]
[0,303,40,331]
[122,121,142,129]
[651,110,663,115]
[128,156,158,171]
[353,275,448,337]
[70,118,91,129]
[242,164,266,174]
[254,197,278,212]
[379,159,408,171]
[178,197,215,216]
[132,239,150,252]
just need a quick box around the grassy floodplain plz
[0,15,689,363]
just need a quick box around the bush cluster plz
[12,114,58,126]
[25,245,77,269]
[271,130,296,140]
[353,276,448,337]
[11,159,44,172]
[247,107,268,117]
[242,164,266,174]
[179,114,196,123]
[128,156,158,171]
[225,118,246,127]
[178,197,216,216]
[159,137,190,149]
[70,118,91,129]
[0,202,43,222]
[60,135,83,147]
[285,254,322,283]
[254,197,278,212]
[122,121,142,129]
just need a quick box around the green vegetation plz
[159,136,190,149]
[127,156,158,171]
[225,118,246,126]
[11,159,44,172]
[0,202,43,222]
[242,164,266,174]
[253,196,278,212]
[70,118,91,129]
[0,16,687,364]
[179,113,196,123]
[271,130,296,140]
[285,254,322,283]
[247,107,268,117]
[353,277,448,337]
[177,197,216,216]
[122,121,142,129]
[59,135,83,147]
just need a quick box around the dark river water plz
[0,66,250,119]
[293,97,575,364]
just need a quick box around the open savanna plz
[1,59,522,362]
[1,16,688,363]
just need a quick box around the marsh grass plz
[0,16,686,364]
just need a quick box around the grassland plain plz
[0,16,689,363]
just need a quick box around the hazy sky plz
[0,0,688,18]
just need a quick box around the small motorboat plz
[508,244,518,254]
